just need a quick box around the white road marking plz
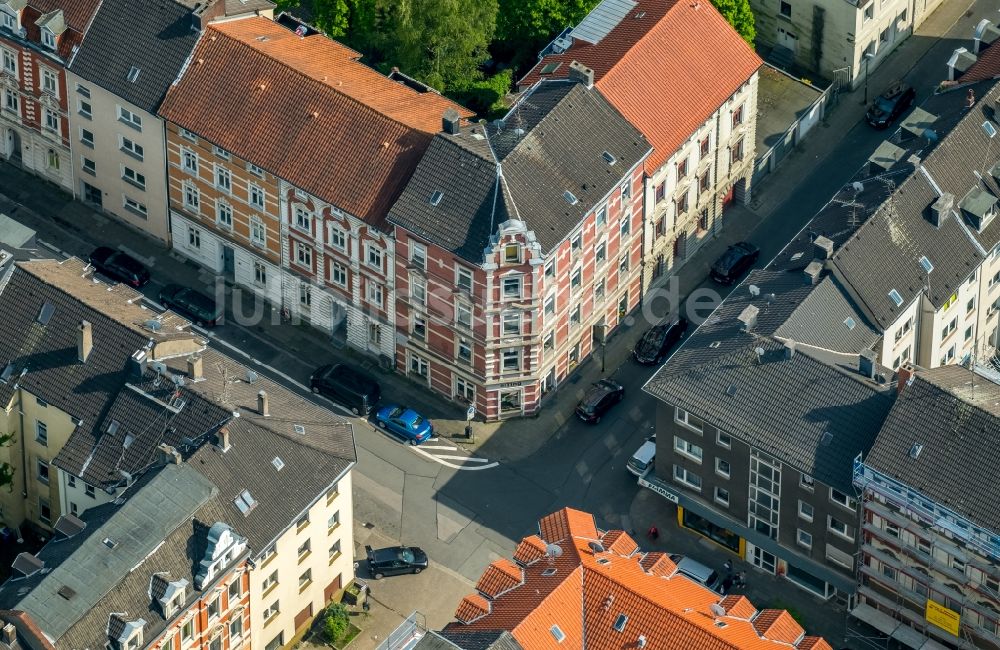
[436,456,491,464]
[420,443,459,451]
[411,446,498,470]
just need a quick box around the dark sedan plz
[634,316,688,365]
[575,379,624,424]
[865,83,916,129]
[159,284,223,326]
[710,242,759,285]
[365,545,428,579]
[88,246,150,288]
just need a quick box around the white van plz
[627,435,656,477]
[672,555,723,593]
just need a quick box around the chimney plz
[187,354,203,381]
[967,87,977,108]
[567,60,595,89]
[897,364,915,394]
[737,304,759,332]
[442,109,461,135]
[783,339,796,360]
[157,443,182,465]
[78,321,93,363]
[1,623,14,645]
[859,348,877,379]
[813,235,834,260]
[216,427,230,452]
[929,193,953,228]
[803,260,823,285]
[129,349,148,379]
[257,390,269,417]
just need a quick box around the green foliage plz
[710,0,756,45]
[495,0,599,67]
[322,603,351,643]
[449,69,513,118]
[0,432,12,490]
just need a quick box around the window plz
[47,148,59,171]
[674,437,703,462]
[183,182,200,211]
[247,162,264,177]
[181,148,198,174]
[188,227,201,249]
[1,48,15,75]
[544,260,555,278]
[799,500,814,521]
[544,294,556,316]
[621,180,632,200]
[229,577,242,601]
[830,488,857,511]
[676,192,689,214]
[367,282,383,307]
[673,465,701,490]
[880,26,890,43]
[800,473,814,490]
[619,254,629,274]
[620,214,631,238]
[502,349,520,372]
[292,205,311,233]
[699,136,710,158]
[122,166,145,190]
[409,354,429,377]
[780,0,791,17]
[411,277,427,306]
[596,205,607,226]
[675,408,703,432]
[864,3,873,21]
[570,304,581,326]
[677,157,688,180]
[941,344,956,365]
[41,28,55,49]
[456,266,473,293]
[327,225,346,251]
[249,183,266,210]
[412,314,427,340]
[797,529,812,549]
[410,241,427,270]
[571,267,582,290]
[299,283,312,308]
[66,475,75,487]
[456,301,472,328]
[828,516,853,541]
[543,332,554,351]
[967,296,977,314]
[215,165,231,193]
[254,261,267,286]
[327,510,340,531]
[732,104,745,128]
[213,145,230,160]
[502,276,521,299]
[367,245,382,269]
[120,137,143,160]
[295,243,312,268]
[251,216,266,246]
[85,484,95,498]
[331,263,347,287]
[596,241,607,265]
[502,312,521,336]
[504,244,520,263]
[731,138,745,163]
[714,487,730,506]
[117,105,142,130]
[37,460,49,484]
[262,570,278,592]
[457,337,472,363]
[41,68,57,95]
[700,170,711,193]
[229,617,243,641]
[179,127,197,142]
[717,431,732,448]
[941,317,958,340]
[78,98,92,119]
[36,421,47,445]
[655,182,666,203]
[329,539,342,561]
[297,538,311,560]
[595,278,605,300]
[208,595,220,619]
[4,89,18,113]
[715,458,731,478]
[262,600,279,621]
[182,620,194,641]
[81,157,95,175]
[215,200,233,229]
[43,108,58,132]
[965,325,974,342]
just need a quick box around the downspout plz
[16,393,27,499]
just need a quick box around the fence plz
[376,611,427,650]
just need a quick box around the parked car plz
[865,83,916,129]
[626,434,656,477]
[633,316,688,365]
[670,555,723,593]
[374,405,433,445]
[88,246,150,288]
[365,545,428,579]
[310,364,381,415]
[159,284,223,326]
[575,379,624,424]
[710,242,759,285]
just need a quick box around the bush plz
[447,69,513,119]
[322,603,351,643]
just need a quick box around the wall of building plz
[154,563,251,650]
[248,471,353,650]
[66,72,171,242]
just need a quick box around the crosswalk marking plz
[421,443,459,451]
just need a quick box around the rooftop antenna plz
[753,346,765,364]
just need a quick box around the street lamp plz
[863,52,875,105]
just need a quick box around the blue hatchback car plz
[374,405,433,445]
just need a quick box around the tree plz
[710,0,756,46]
[322,603,351,643]
[496,0,598,55]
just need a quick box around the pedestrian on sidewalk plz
[723,559,733,573]
[647,525,659,541]
[737,571,746,588]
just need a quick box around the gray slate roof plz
[69,0,202,114]
[773,275,880,353]
[864,365,1000,532]
[389,79,650,263]
[436,630,524,650]
[0,464,215,642]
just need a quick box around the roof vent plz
[106,420,120,436]
[550,625,566,643]
[637,635,647,648]
[737,304,759,331]
[929,193,953,228]
[804,260,823,285]
[430,190,444,206]
[127,66,140,83]
[245,370,258,384]
[272,456,285,471]
[58,585,76,600]
[709,341,721,349]
[563,190,579,205]
[36,302,55,325]
[613,614,628,632]
[909,443,923,459]
[748,284,760,297]
[602,151,616,165]
[820,431,833,446]
[103,537,118,549]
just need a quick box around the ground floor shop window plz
[499,388,521,414]
[786,563,834,599]
[681,508,741,553]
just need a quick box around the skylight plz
[36,302,55,325]
[550,625,566,643]
[127,66,141,83]
[888,289,904,307]
[429,190,444,206]
[844,317,856,330]
[984,121,998,139]
[540,62,561,74]
[919,255,934,273]
[272,456,285,471]
[602,151,617,165]
[294,424,306,435]
[234,489,257,516]
[613,614,628,632]
[563,190,579,205]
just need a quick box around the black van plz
[310,364,381,415]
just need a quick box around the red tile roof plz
[158,17,472,228]
[638,551,676,577]
[446,508,829,650]
[959,42,1000,83]
[21,1,101,60]
[513,535,548,565]
[601,529,638,556]
[476,559,523,598]
[520,0,762,171]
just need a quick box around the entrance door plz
[751,546,777,573]
[776,27,798,54]
[5,128,20,165]
[82,182,102,208]
[221,245,235,279]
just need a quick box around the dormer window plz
[41,28,54,49]
[960,186,998,232]
[0,7,15,32]
[110,617,146,650]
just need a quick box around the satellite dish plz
[588,541,605,554]
[852,181,864,193]
[246,370,258,384]
[710,603,726,617]
[545,543,563,559]
[748,284,760,297]
[144,319,162,332]
[172,375,185,387]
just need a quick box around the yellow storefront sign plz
[925,599,960,636]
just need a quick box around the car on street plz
[865,83,916,129]
[670,555,723,593]
[159,284,223,326]
[374,405,433,445]
[633,316,688,365]
[310,364,381,415]
[365,545,428,579]
[575,379,624,424]
[710,242,759,285]
[626,434,656,477]
[88,246,150,288]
